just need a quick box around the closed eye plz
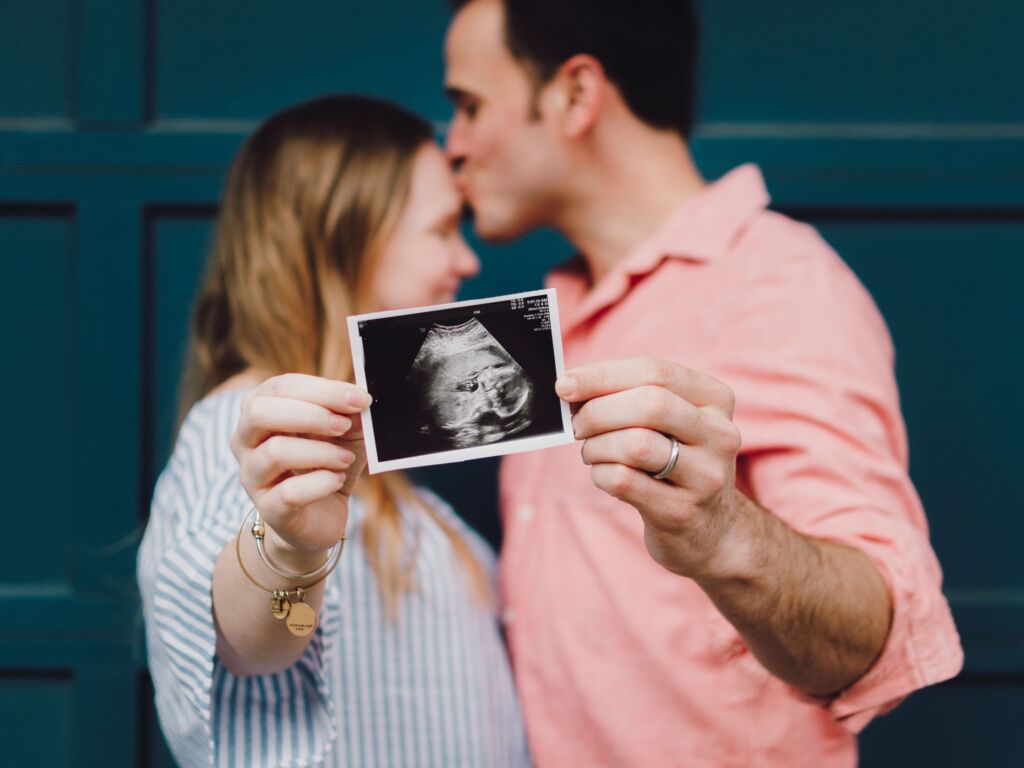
[445,86,481,121]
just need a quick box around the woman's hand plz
[230,373,371,566]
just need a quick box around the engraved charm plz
[286,601,317,636]
[270,590,291,620]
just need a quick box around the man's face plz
[444,0,563,242]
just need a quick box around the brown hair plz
[449,0,699,138]
[179,94,490,616]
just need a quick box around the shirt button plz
[516,503,535,521]
[502,608,516,625]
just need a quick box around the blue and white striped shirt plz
[138,389,530,767]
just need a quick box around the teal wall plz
[1,1,1021,765]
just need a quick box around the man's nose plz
[444,117,467,167]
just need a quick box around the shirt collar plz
[640,162,771,266]
[549,163,771,332]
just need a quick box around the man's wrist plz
[691,493,764,588]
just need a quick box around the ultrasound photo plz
[348,289,573,473]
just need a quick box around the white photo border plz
[347,288,574,474]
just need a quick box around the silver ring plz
[651,434,680,480]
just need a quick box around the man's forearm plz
[558,359,894,696]
[694,492,892,697]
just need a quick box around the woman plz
[138,94,529,768]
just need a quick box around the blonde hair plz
[179,94,490,616]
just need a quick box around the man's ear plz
[550,54,606,139]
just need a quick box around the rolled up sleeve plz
[715,246,964,731]
[139,467,342,767]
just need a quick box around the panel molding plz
[72,199,145,597]
[699,122,1024,139]
[2,129,1022,207]
[0,595,137,644]
[950,595,1024,675]
[77,0,146,126]
[140,203,218,500]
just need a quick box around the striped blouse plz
[138,389,530,768]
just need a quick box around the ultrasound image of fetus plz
[409,318,534,449]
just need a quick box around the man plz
[443,1,963,765]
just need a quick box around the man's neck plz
[557,133,705,285]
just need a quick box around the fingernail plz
[347,390,372,409]
[555,376,577,398]
[339,449,355,467]
[331,414,350,434]
[571,415,579,437]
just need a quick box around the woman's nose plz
[455,241,481,279]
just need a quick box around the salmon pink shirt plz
[499,164,963,767]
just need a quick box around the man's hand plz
[557,356,893,696]
[557,357,744,579]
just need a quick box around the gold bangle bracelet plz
[251,506,339,581]
[234,506,345,637]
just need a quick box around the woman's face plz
[369,143,480,311]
